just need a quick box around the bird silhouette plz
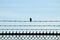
[30,18,32,22]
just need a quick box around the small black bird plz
[30,17,32,22]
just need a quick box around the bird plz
[30,17,32,22]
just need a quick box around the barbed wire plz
[0,25,60,27]
[0,20,60,22]
[0,29,60,30]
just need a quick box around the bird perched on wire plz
[30,17,32,22]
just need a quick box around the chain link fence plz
[0,35,60,40]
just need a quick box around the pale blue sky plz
[0,0,60,33]
[0,0,60,20]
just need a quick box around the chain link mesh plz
[0,35,60,40]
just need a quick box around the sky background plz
[0,0,60,20]
[0,0,60,33]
